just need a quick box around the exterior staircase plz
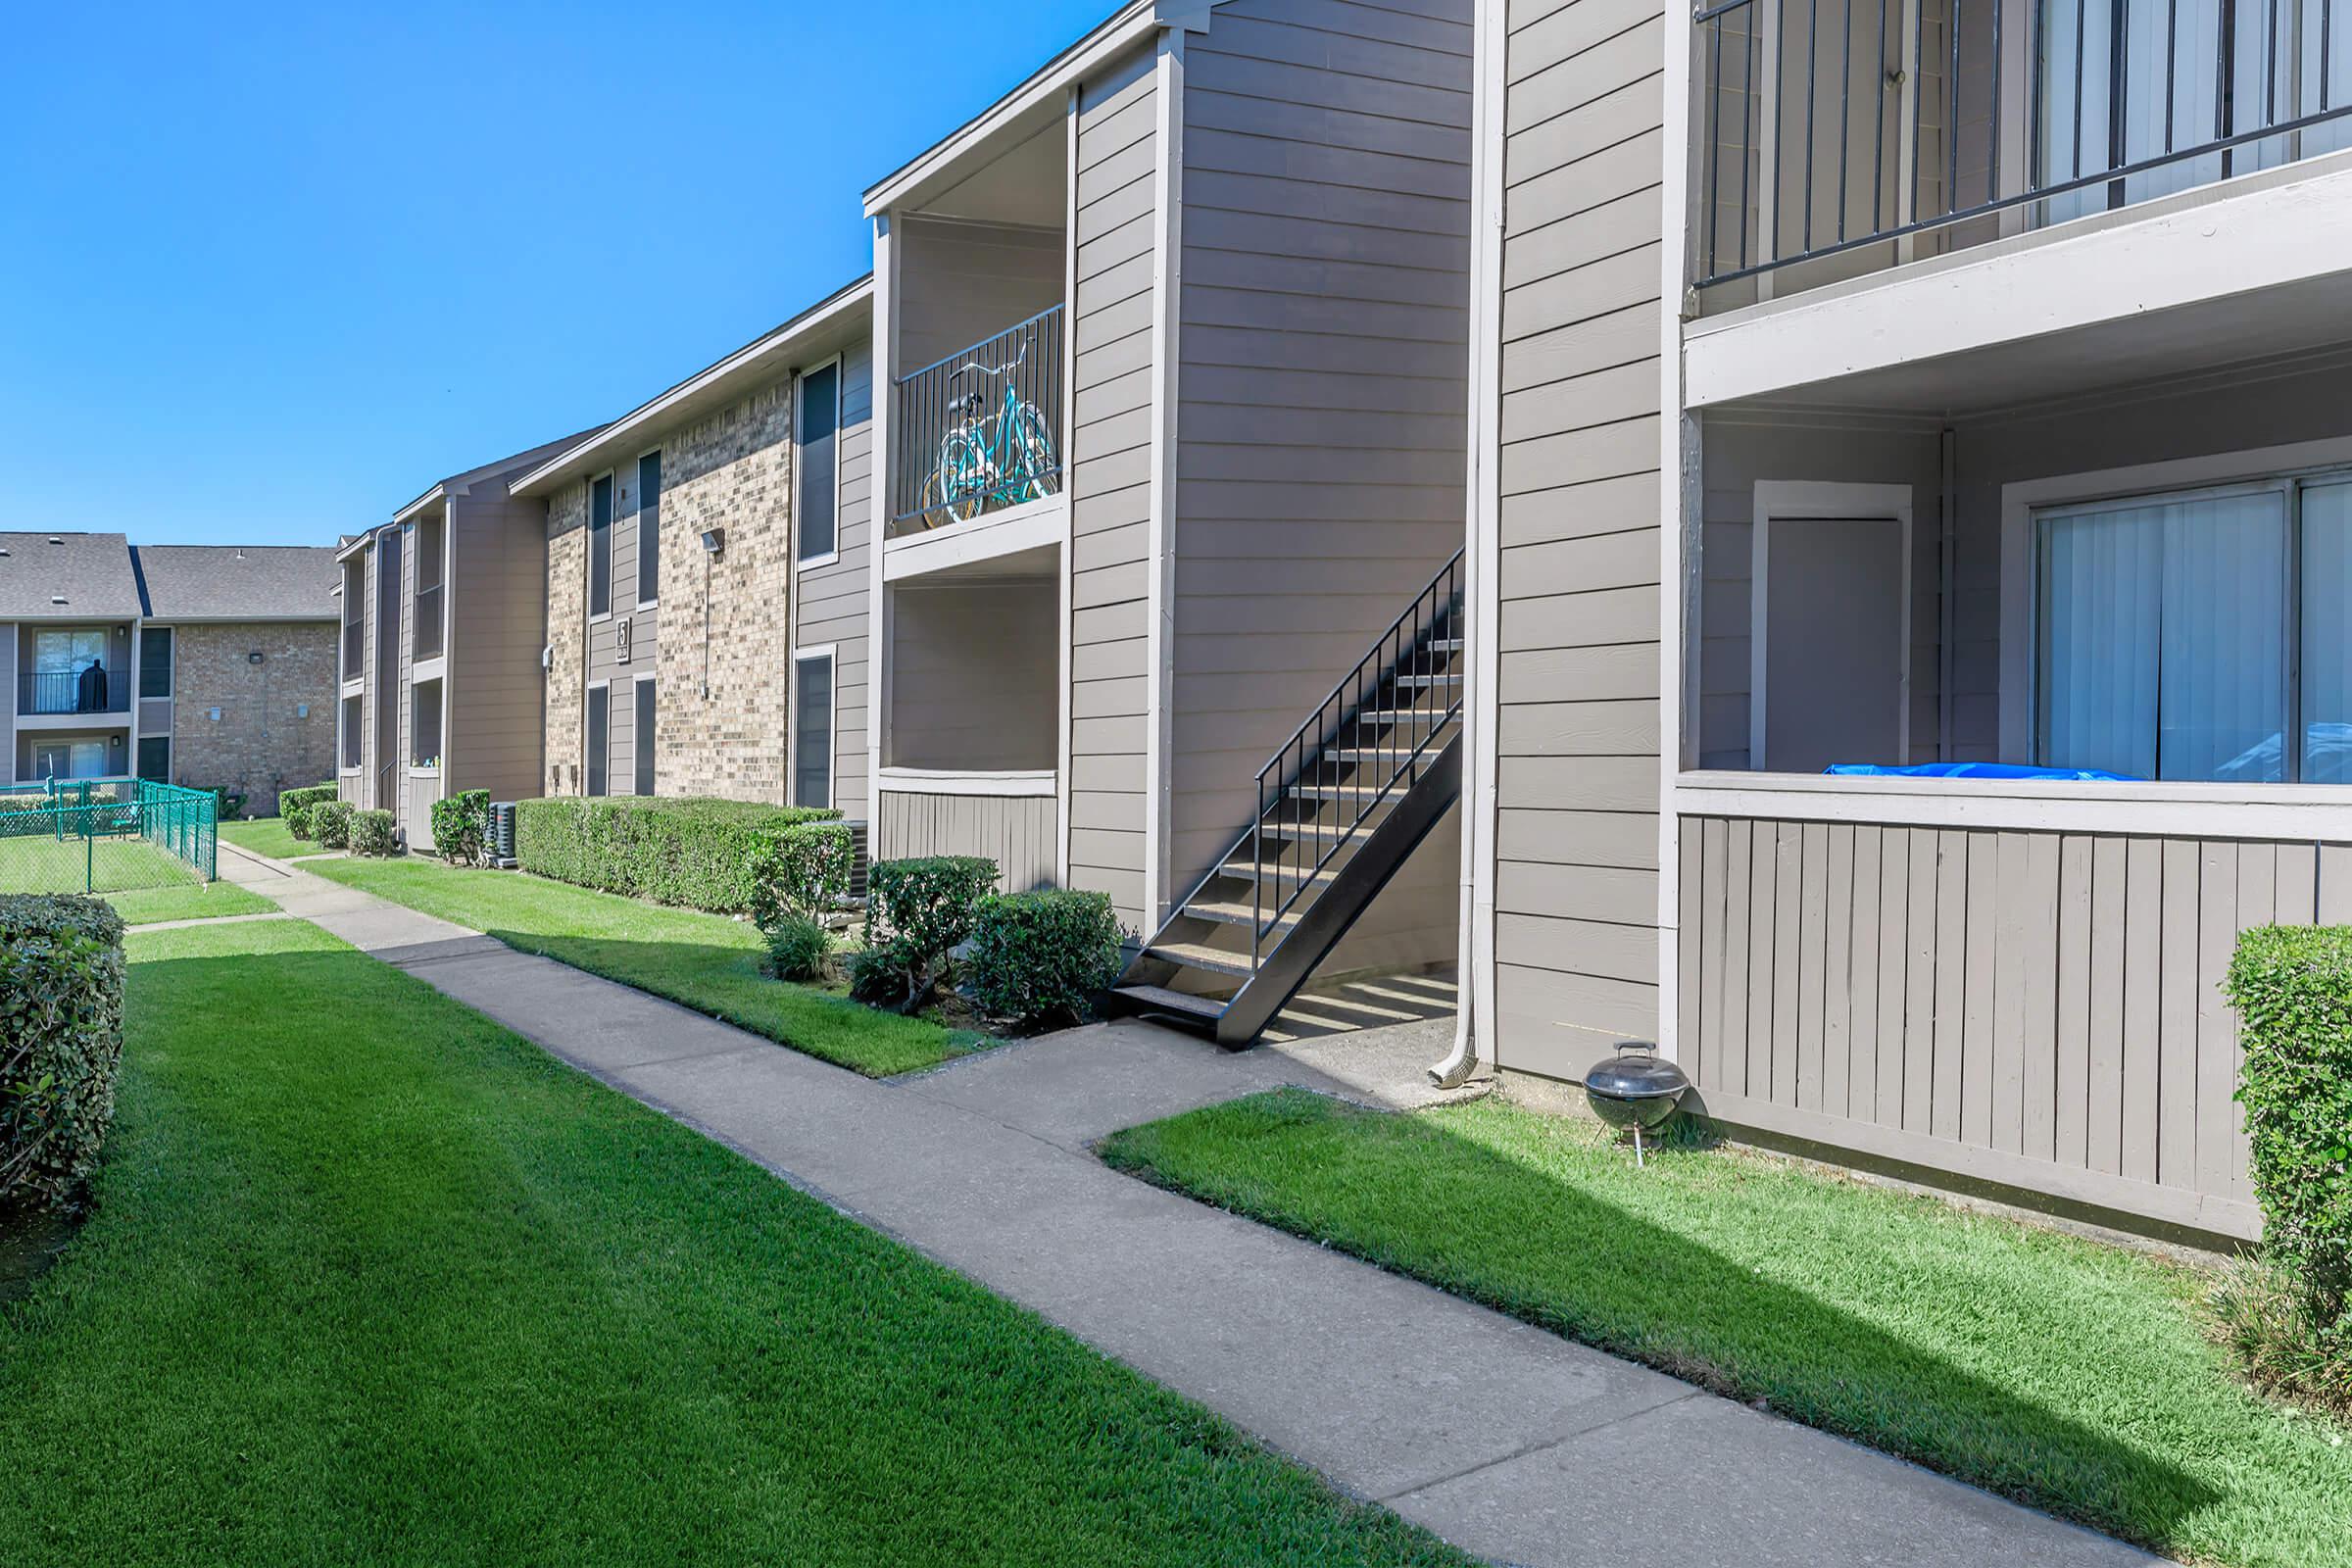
[1112,551,1464,1047]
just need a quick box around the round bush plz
[0,896,126,1211]
[312,801,355,850]
[965,889,1125,1030]
[348,808,397,858]
[765,913,834,983]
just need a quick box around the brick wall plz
[169,621,338,815]
[653,380,795,803]
[544,483,586,796]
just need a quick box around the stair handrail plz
[1250,548,1465,965]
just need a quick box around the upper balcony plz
[888,303,1066,547]
[16,624,132,721]
[1692,0,2352,303]
[18,667,129,718]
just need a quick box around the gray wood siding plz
[897,218,1065,374]
[874,789,1059,893]
[1067,41,1161,928]
[797,340,874,814]
[888,578,1057,772]
[1674,815,2349,1240]
[1168,0,1475,916]
[447,490,550,809]
[1492,0,1669,1079]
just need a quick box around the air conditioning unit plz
[486,801,519,868]
[844,819,870,903]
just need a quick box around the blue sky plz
[0,0,1107,547]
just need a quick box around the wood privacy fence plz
[873,788,1057,895]
[1677,815,2352,1240]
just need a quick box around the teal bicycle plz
[920,332,1059,528]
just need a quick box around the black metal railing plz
[1249,551,1465,966]
[890,304,1065,537]
[1694,0,2352,288]
[18,668,129,716]
[414,582,444,661]
[343,619,364,681]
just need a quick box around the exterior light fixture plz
[248,651,265,664]
[701,528,725,557]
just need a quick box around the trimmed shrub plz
[312,800,355,850]
[2226,925,2352,1352]
[861,856,999,1011]
[849,936,925,1010]
[429,789,490,866]
[514,797,844,913]
[280,783,339,842]
[349,808,397,858]
[965,889,1126,1030]
[749,822,857,929]
[764,913,834,984]
[1,896,126,1211]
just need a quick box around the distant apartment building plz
[0,532,338,812]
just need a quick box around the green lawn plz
[305,856,973,1077]
[1102,1091,2352,1568]
[0,919,1463,1567]
[0,834,203,897]
[217,816,307,860]
[104,879,275,926]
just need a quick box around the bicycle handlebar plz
[945,331,1032,385]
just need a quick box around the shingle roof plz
[0,532,144,620]
[129,545,341,621]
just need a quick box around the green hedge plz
[856,857,999,1012]
[514,797,843,913]
[965,889,1125,1030]
[280,784,338,842]
[1,896,126,1211]
[749,822,857,930]
[349,808,397,858]
[2227,925,2352,1348]
[429,790,489,866]
[312,801,355,850]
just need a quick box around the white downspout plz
[1431,0,1508,1089]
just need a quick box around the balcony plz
[889,305,1065,541]
[1691,0,2352,304]
[342,618,364,683]
[19,668,129,717]
[414,581,444,662]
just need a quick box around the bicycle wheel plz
[932,427,990,525]
[1005,399,1059,501]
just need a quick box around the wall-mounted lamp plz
[247,651,265,664]
[209,708,222,722]
[700,528,726,559]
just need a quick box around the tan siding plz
[888,578,1057,771]
[1168,0,1475,933]
[1066,41,1160,930]
[874,790,1058,893]
[447,490,549,813]
[1493,0,1667,1082]
[798,341,875,812]
[1676,813,2349,1241]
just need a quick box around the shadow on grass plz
[1103,1089,2221,1555]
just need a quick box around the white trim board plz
[877,766,1056,799]
[794,357,845,571]
[1686,157,2352,409]
[881,493,1065,582]
[1748,480,1915,771]
[1674,769,2352,841]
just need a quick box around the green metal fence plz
[0,778,218,895]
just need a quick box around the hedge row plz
[1,896,127,1211]
[280,784,338,842]
[515,797,842,913]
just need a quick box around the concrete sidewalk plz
[218,843,2158,1567]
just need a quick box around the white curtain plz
[2038,488,2287,780]
[2304,481,2352,784]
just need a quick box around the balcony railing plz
[414,582,444,662]
[342,619,364,681]
[889,304,1064,538]
[1693,0,2352,290]
[18,669,129,716]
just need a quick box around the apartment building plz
[336,433,591,850]
[863,0,1477,1037]
[518,279,873,814]
[1452,0,2352,1241]
[0,533,337,811]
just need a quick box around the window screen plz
[589,472,614,618]
[798,364,839,563]
[635,679,657,797]
[586,686,609,797]
[793,654,833,808]
[637,451,662,605]
[140,627,172,699]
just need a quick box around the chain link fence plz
[0,778,218,896]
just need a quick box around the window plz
[415,513,446,661]
[140,627,173,699]
[34,740,108,780]
[634,678,657,796]
[412,678,444,768]
[793,651,833,808]
[637,451,662,605]
[2034,473,2350,783]
[589,471,614,618]
[797,363,839,564]
[341,695,364,770]
[136,735,171,783]
[585,684,610,797]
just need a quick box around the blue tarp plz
[1824,761,2140,782]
